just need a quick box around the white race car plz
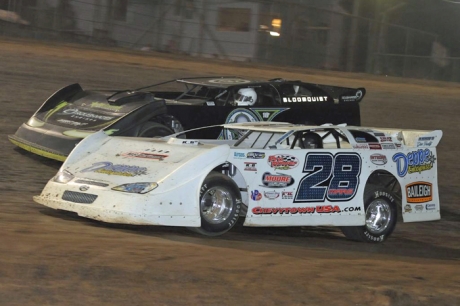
[34,122,442,243]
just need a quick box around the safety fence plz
[1,0,459,82]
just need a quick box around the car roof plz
[220,122,357,133]
[176,76,260,88]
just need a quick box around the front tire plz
[340,186,398,243]
[190,172,241,236]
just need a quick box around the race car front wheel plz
[190,171,241,236]
[340,186,398,243]
[137,122,174,137]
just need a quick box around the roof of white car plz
[221,122,356,133]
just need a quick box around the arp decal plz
[81,161,147,177]
[294,153,361,202]
[261,172,295,188]
[370,154,387,165]
[267,154,299,170]
[392,149,436,177]
[406,182,433,203]
[252,205,361,215]
[120,152,168,161]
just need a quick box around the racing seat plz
[301,132,323,149]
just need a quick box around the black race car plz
[9,76,365,161]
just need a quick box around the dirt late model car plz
[34,122,442,243]
[9,76,365,161]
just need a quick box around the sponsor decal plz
[415,204,424,212]
[328,188,354,196]
[251,108,289,122]
[79,185,89,191]
[392,149,436,177]
[406,182,433,203]
[374,191,395,202]
[264,191,280,199]
[282,191,293,199]
[90,102,123,112]
[206,101,215,106]
[404,204,412,213]
[182,140,200,145]
[251,190,262,201]
[247,152,265,159]
[373,132,385,137]
[382,143,396,150]
[234,152,246,159]
[244,162,257,171]
[341,90,363,102]
[355,137,366,143]
[267,154,299,170]
[380,137,392,142]
[57,119,89,126]
[252,205,361,215]
[60,108,114,121]
[353,144,369,149]
[261,172,295,188]
[426,203,436,210]
[416,136,435,147]
[282,96,328,103]
[81,161,147,177]
[370,154,387,165]
[369,143,382,150]
[121,152,168,160]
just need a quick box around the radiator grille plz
[62,190,98,204]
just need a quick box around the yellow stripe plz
[44,101,68,121]
[9,138,67,161]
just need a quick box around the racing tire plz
[137,122,174,138]
[340,186,398,243]
[190,171,242,236]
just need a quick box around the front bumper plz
[8,122,85,161]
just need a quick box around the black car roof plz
[176,76,291,88]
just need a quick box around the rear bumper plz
[8,122,85,161]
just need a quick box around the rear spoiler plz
[314,84,366,103]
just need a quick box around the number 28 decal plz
[294,153,361,202]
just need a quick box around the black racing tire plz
[190,171,242,236]
[340,185,398,243]
[137,122,174,138]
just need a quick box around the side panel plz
[233,148,368,227]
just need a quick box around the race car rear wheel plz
[191,172,241,236]
[340,186,397,243]
[137,122,174,137]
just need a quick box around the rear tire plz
[340,186,398,243]
[189,172,241,236]
[137,122,174,137]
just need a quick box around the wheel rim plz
[200,186,233,224]
[365,198,392,235]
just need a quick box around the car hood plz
[63,133,230,191]
[35,90,152,130]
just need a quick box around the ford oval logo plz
[79,185,89,191]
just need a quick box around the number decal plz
[294,153,361,202]
[295,153,333,201]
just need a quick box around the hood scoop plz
[107,90,155,105]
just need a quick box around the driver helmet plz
[302,132,323,149]
[234,88,257,106]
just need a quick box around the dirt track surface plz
[1,39,459,306]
